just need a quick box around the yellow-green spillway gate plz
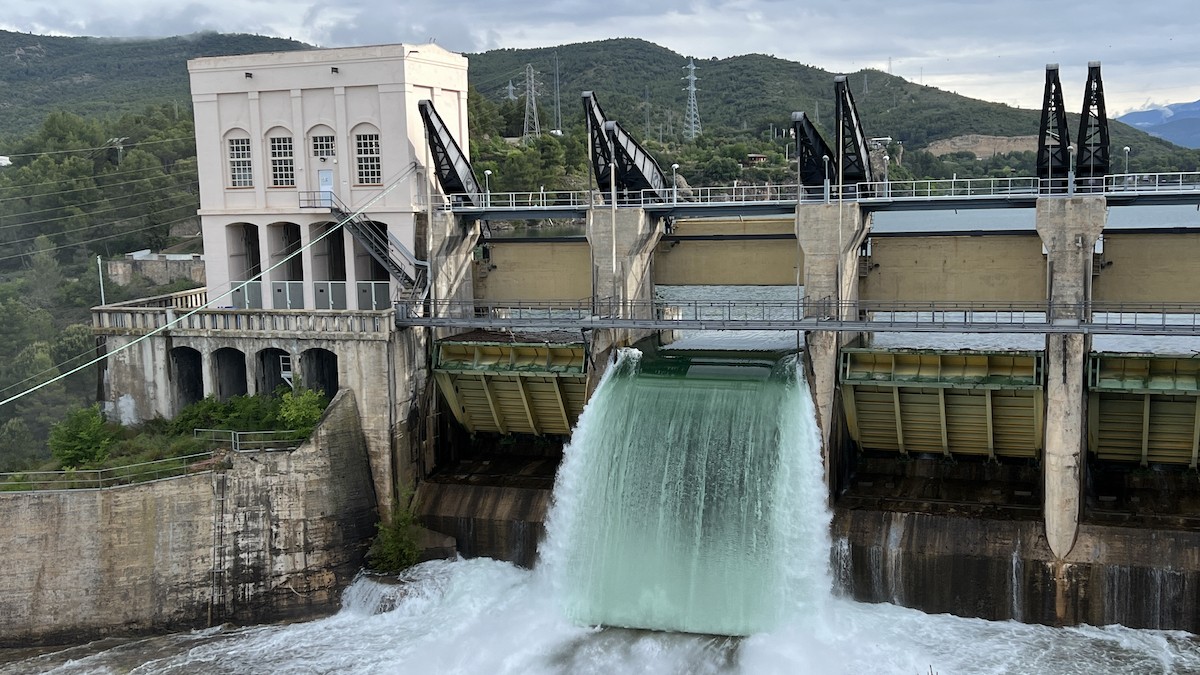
[1089,353,1200,467]
[433,337,588,435]
[839,349,1044,459]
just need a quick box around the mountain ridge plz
[0,30,1195,169]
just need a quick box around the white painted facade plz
[188,43,468,310]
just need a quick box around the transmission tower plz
[682,58,702,140]
[521,63,541,144]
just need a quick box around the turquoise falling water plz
[542,349,830,637]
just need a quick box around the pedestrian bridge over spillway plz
[444,172,1200,221]
[423,186,1200,335]
[400,299,1200,335]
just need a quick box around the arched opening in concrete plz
[300,348,339,397]
[226,222,262,308]
[268,221,305,308]
[212,347,248,401]
[170,346,204,413]
[353,219,391,309]
[256,348,292,395]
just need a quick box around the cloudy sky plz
[3,0,1197,114]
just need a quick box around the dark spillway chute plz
[791,111,836,187]
[1036,64,1072,188]
[582,91,671,204]
[1076,61,1110,182]
[418,99,482,206]
[834,76,873,187]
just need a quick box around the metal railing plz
[444,172,1200,212]
[193,429,305,452]
[396,298,1200,335]
[0,452,215,492]
[1104,172,1200,194]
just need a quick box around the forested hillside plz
[0,30,307,140]
[0,106,199,470]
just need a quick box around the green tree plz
[366,499,421,574]
[48,404,117,468]
[279,388,329,434]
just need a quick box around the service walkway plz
[443,172,1200,220]
[397,298,1200,335]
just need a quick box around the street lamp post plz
[882,154,890,197]
[1123,146,1131,174]
[671,163,679,204]
[483,169,492,207]
[1067,144,1077,196]
[821,155,831,203]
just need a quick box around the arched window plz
[266,126,295,187]
[308,124,336,160]
[351,123,382,185]
[224,128,253,188]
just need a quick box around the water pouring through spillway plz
[540,349,831,636]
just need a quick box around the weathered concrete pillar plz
[795,202,869,489]
[586,207,663,350]
[1035,196,1106,559]
[427,211,480,327]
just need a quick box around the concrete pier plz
[1035,197,1106,558]
[586,207,662,351]
[795,202,870,486]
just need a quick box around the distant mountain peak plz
[1117,99,1200,148]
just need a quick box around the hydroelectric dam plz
[404,68,1200,635]
[52,54,1200,662]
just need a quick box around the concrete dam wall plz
[0,391,377,647]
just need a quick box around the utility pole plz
[521,64,541,144]
[644,87,651,140]
[682,58,702,141]
[553,52,562,132]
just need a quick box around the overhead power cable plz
[0,167,198,205]
[0,162,196,196]
[0,161,423,410]
[0,184,194,230]
[3,136,194,160]
[0,215,196,265]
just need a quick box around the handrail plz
[0,452,215,492]
[443,171,1200,212]
[393,298,1200,335]
[193,428,305,452]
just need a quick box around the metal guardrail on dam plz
[397,299,1200,336]
[438,171,1200,218]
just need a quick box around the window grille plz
[355,133,381,185]
[228,138,252,187]
[312,135,336,158]
[269,136,295,187]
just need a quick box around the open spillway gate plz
[840,348,1045,459]
[432,332,589,435]
[839,346,1200,468]
[1090,353,1200,467]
